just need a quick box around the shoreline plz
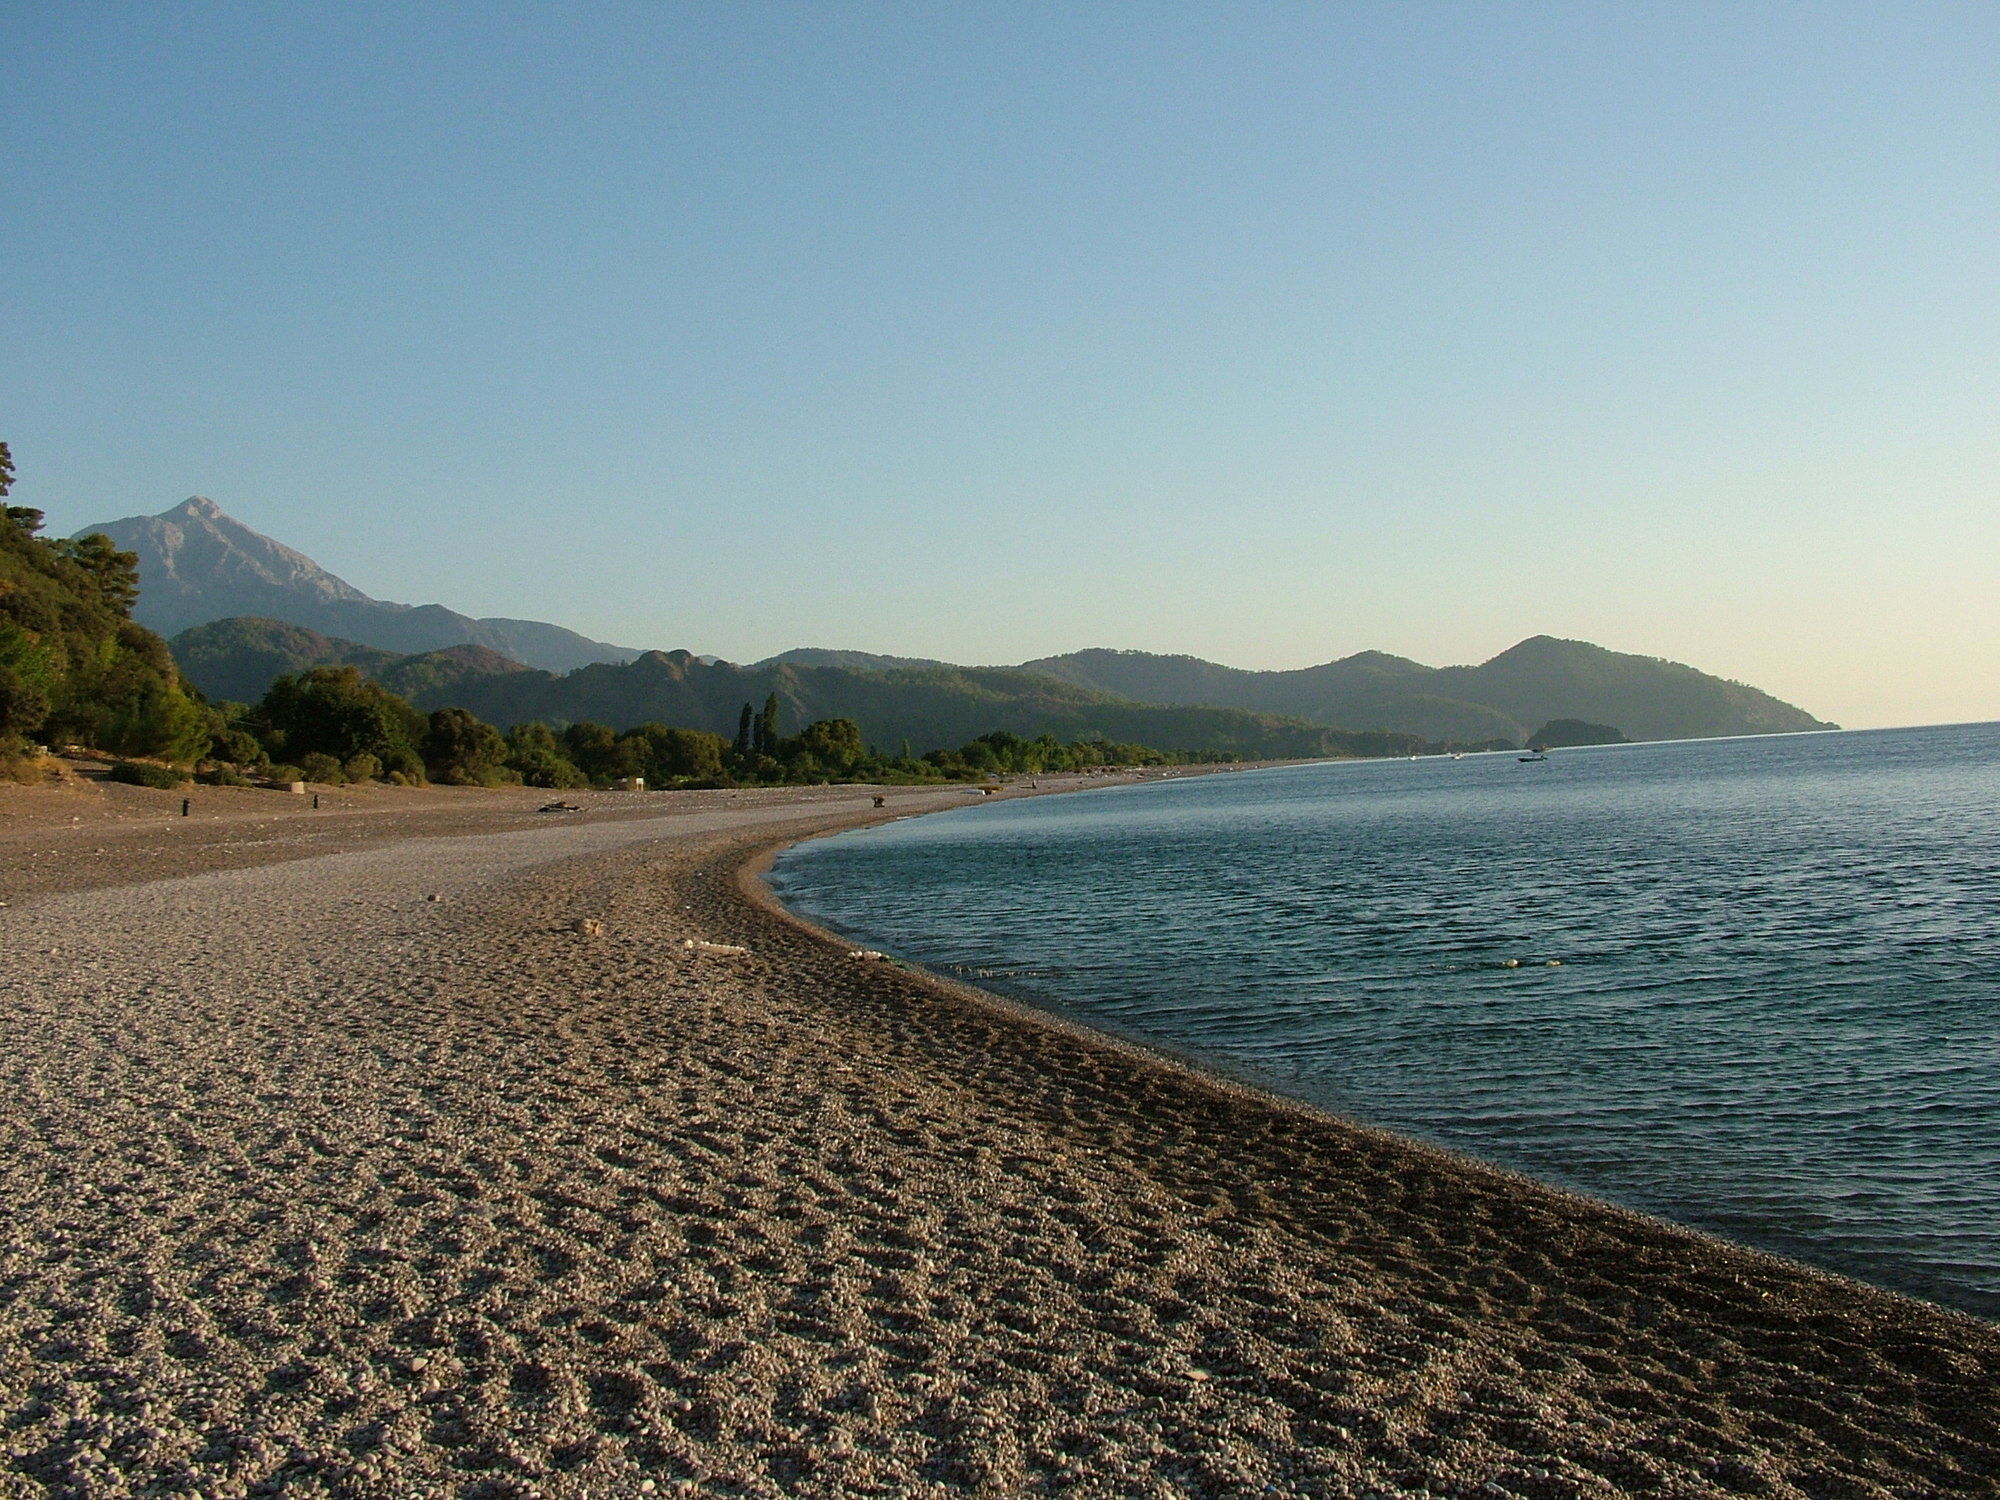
[735,810,1999,1336]
[748,788,2000,1325]
[2,776,1996,1495]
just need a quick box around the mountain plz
[77,497,643,673]
[169,617,533,707]
[1429,636,1828,742]
[755,647,954,674]
[114,502,1832,746]
[175,623,1441,758]
[444,651,1447,759]
[1019,638,1832,743]
[169,617,401,702]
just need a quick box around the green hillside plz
[440,651,1438,759]
[1021,638,1831,743]
[0,445,209,762]
[170,617,403,702]
[168,618,1459,759]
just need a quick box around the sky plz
[5,3,1997,729]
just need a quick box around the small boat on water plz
[1518,747,1549,762]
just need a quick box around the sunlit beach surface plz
[2,772,1995,1497]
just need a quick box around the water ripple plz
[773,725,2000,1318]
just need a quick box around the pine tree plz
[733,702,755,759]
[758,692,780,757]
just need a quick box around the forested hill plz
[1020,637,1833,743]
[171,617,532,707]
[423,650,1439,759]
[170,620,1445,758]
[1,452,209,762]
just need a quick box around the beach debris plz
[683,938,749,957]
[427,893,445,903]
[1500,958,1521,968]
[847,949,892,962]
[1546,959,1563,967]
[539,800,583,812]
[573,917,606,937]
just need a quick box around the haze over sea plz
[772,724,2000,1319]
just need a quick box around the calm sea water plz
[770,724,2000,1318]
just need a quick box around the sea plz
[769,723,2000,1319]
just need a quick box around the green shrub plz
[298,751,344,784]
[343,752,382,783]
[213,727,269,769]
[264,763,304,783]
[197,765,254,787]
[108,759,185,789]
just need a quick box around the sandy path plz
[1,787,1995,1498]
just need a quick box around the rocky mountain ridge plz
[79,498,641,673]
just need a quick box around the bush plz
[212,726,269,769]
[197,764,254,787]
[298,751,344,784]
[343,752,382,783]
[108,759,185,789]
[265,763,304,783]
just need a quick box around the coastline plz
[1,773,1995,1495]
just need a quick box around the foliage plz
[622,722,729,783]
[0,444,209,760]
[168,617,401,703]
[298,752,345,784]
[423,706,516,786]
[108,759,186,789]
[503,721,588,788]
[251,666,427,780]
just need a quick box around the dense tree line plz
[188,670,1225,789]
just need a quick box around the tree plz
[733,701,755,759]
[561,720,643,783]
[758,692,781,757]
[0,442,37,537]
[56,533,140,614]
[797,718,865,774]
[625,722,728,782]
[255,667,427,779]
[423,707,512,785]
[505,721,586,788]
[0,665,50,739]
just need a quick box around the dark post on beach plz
[181,798,189,817]
[313,793,320,809]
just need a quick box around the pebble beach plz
[1,775,1995,1498]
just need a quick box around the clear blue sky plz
[6,3,1996,728]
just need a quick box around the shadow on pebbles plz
[0,804,1995,1498]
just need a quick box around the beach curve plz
[0,775,1994,1497]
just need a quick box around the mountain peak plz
[77,496,644,671]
